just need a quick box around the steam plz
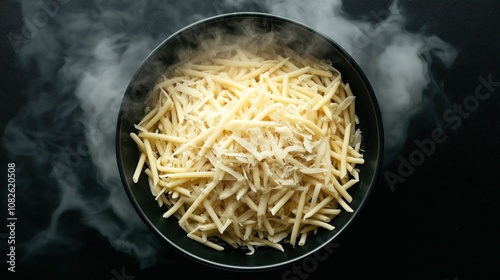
[264,0,458,160]
[3,0,457,269]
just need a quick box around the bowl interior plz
[116,12,383,271]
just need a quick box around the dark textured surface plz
[1,1,500,279]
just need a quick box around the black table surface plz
[1,1,500,279]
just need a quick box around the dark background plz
[1,0,500,279]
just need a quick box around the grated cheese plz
[131,38,364,253]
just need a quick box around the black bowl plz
[116,12,383,271]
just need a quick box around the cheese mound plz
[131,39,364,253]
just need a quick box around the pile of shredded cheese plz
[130,39,364,254]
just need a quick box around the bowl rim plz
[116,11,384,271]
